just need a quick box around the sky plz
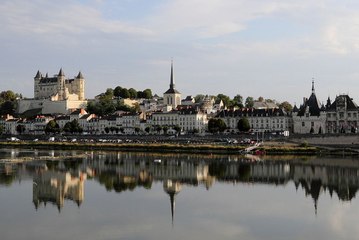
[1,0,359,106]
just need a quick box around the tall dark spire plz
[312,78,315,94]
[170,60,174,90]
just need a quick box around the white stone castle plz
[17,69,87,115]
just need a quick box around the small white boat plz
[154,159,162,163]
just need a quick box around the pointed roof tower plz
[76,71,84,79]
[35,70,42,79]
[164,60,180,94]
[58,68,65,77]
[297,80,322,117]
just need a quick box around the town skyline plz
[2,1,359,105]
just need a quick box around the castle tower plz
[34,70,42,99]
[57,68,67,100]
[163,61,181,109]
[75,71,85,100]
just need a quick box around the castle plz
[17,69,87,115]
[34,68,85,101]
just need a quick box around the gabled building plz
[326,95,359,133]
[293,81,326,134]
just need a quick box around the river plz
[0,148,358,240]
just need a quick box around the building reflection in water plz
[32,170,86,211]
[1,150,359,220]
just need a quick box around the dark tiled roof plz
[39,77,58,84]
[327,95,358,111]
[217,108,289,118]
[164,88,180,94]
[297,93,322,117]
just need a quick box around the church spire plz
[312,78,315,94]
[170,59,174,90]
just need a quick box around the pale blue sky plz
[1,0,359,106]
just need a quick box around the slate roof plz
[297,81,322,117]
[217,108,289,118]
[326,95,358,111]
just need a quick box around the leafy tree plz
[216,94,231,108]
[0,90,17,102]
[233,94,244,108]
[105,127,110,134]
[0,101,16,115]
[173,125,181,134]
[16,124,26,135]
[114,86,123,97]
[237,117,250,132]
[279,101,293,112]
[156,125,162,134]
[245,97,254,108]
[208,118,227,133]
[145,126,151,133]
[194,94,205,103]
[163,126,169,135]
[105,88,114,98]
[142,89,153,99]
[45,120,60,134]
[63,120,83,134]
[128,88,138,99]
[258,96,264,102]
[120,88,130,98]
[135,127,140,134]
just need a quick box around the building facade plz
[326,95,359,133]
[292,81,326,134]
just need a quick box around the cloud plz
[0,0,153,37]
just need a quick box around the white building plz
[218,108,292,133]
[293,81,326,134]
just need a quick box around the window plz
[339,112,344,119]
[311,122,314,127]
[302,122,305,127]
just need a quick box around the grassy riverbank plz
[0,140,322,155]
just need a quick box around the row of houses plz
[2,88,359,136]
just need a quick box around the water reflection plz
[1,149,359,218]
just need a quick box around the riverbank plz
[0,140,343,156]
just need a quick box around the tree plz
[173,125,181,134]
[0,101,16,115]
[128,88,138,99]
[63,120,83,134]
[279,101,293,112]
[16,124,26,135]
[208,118,227,133]
[120,88,130,98]
[105,88,114,98]
[145,126,151,134]
[114,86,123,97]
[216,94,231,108]
[258,96,264,102]
[194,94,205,103]
[142,89,153,99]
[245,97,254,108]
[0,90,17,102]
[45,120,60,134]
[237,117,250,132]
[163,126,169,135]
[156,125,162,134]
[135,127,140,134]
[233,94,244,108]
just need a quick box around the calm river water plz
[1,148,359,240]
